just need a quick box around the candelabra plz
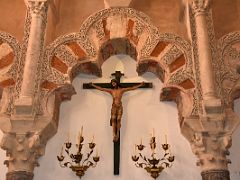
[132,134,174,179]
[57,127,100,179]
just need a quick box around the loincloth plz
[111,103,123,115]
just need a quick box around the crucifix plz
[83,71,153,175]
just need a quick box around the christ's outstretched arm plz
[90,83,112,94]
[122,82,145,92]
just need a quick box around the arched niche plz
[41,7,195,118]
[34,54,201,180]
[38,9,197,166]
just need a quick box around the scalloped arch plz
[43,7,193,88]
[0,31,21,88]
[218,31,240,105]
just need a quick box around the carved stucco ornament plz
[0,6,196,179]
[0,3,239,180]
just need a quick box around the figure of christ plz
[90,79,144,142]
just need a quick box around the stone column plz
[15,0,49,115]
[191,0,223,116]
[191,0,216,100]
[188,1,231,179]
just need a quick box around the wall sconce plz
[57,126,100,179]
[132,131,174,179]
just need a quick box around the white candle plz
[134,144,137,155]
[165,134,168,144]
[80,126,83,137]
[67,132,70,142]
[96,148,99,157]
[60,146,63,156]
[77,133,79,145]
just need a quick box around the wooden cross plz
[83,71,152,175]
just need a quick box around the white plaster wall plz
[0,55,239,179]
[229,99,240,179]
[0,130,7,180]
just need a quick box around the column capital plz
[191,0,212,16]
[0,132,46,173]
[190,133,232,171]
[25,0,49,17]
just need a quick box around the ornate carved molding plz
[0,32,21,114]
[201,170,230,180]
[26,0,49,18]
[218,32,240,107]
[191,0,212,16]
[6,171,34,180]
[191,133,232,171]
[0,132,46,173]
[42,7,195,122]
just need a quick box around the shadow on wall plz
[0,130,7,180]
[229,99,240,179]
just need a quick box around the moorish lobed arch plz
[0,32,21,115]
[39,6,200,179]
[39,11,199,174]
[218,31,240,107]
[215,31,240,137]
[41,7,196,123]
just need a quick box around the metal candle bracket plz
[57,127,100,179]
[132,134,175,179]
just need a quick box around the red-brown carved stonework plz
[0,52,14,69]
[126,19,139,45]
[150,41,168,57]
[66,42,87,60]
[41,80,58,90]
[51,56,68,74]
[0,78,15,88]
[178,79,195,89]
[169,54,186,73]
[102,18,110,41]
